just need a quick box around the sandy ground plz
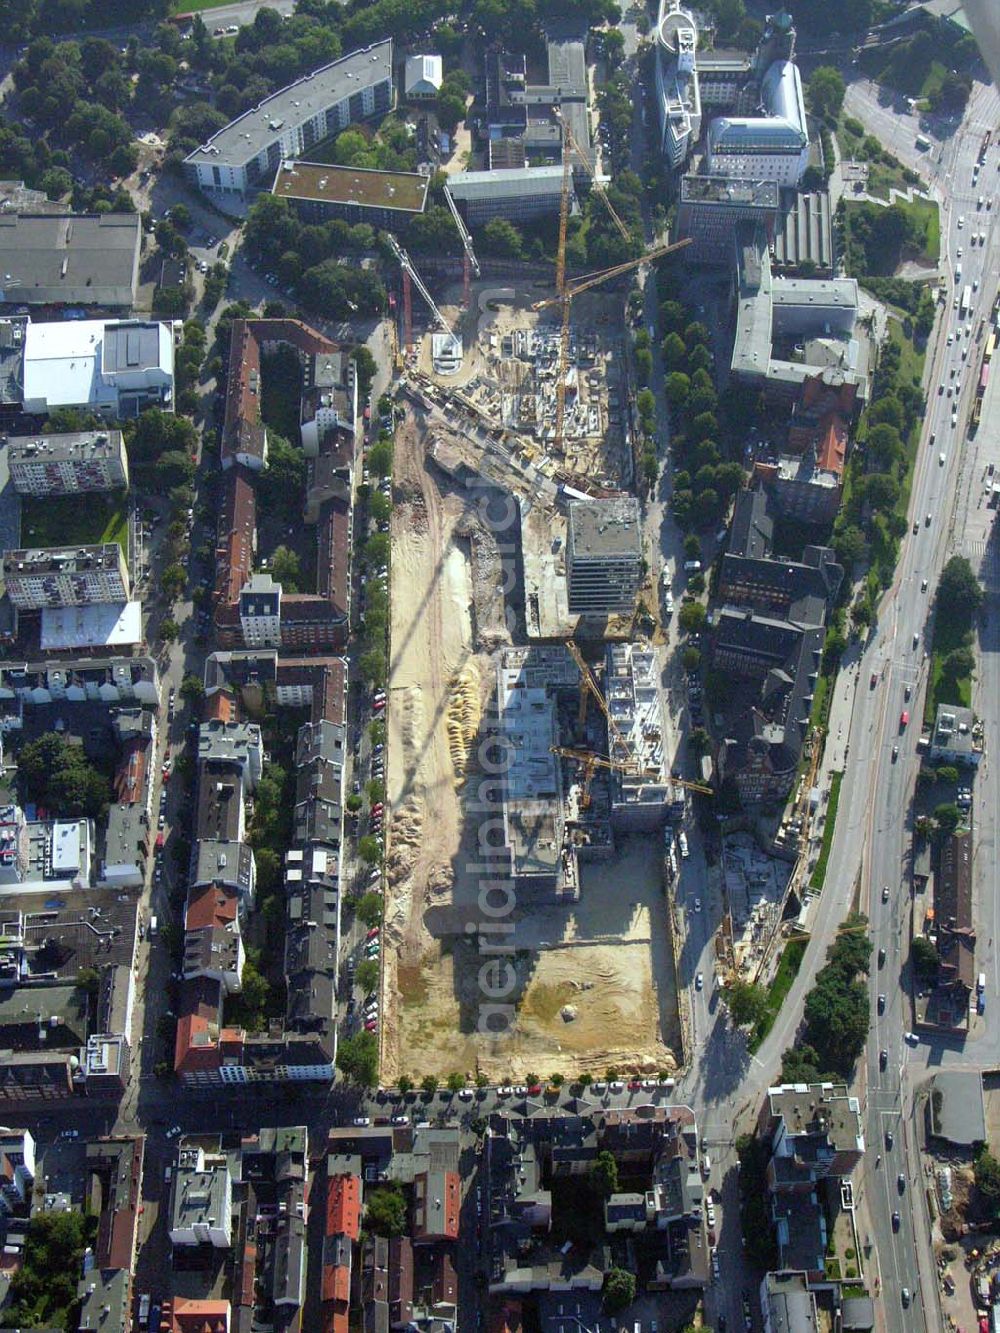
[381,399,681,1083]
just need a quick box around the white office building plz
[707,59,809,186]
[654,3,702,170]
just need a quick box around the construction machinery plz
[444,186,480,310]
[550,745,638,809]
[565,638,632,760]
[386,233,456,358]
[671,776,715,797]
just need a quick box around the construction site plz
[375,156,696,1082]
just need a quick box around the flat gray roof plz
[8,429,123,465]
[184,40,392,167]
[0,213,140,307]
[681,175,778,208]
[448,165,565,201]
[102,322,163,373]
[568,497,642,559]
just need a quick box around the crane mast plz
[386,233,452,355]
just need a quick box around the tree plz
[482,217,523,258]
[352,345,377,400]
[368,439,394,478]
[834,524,867,568]
[161,563,187,601]
[358,835,383,865]
[446,1071,465,1093]
[367,779,385,804]
[358,649,387,689]
[159,618,179,643]
[180,675,204,705]
[808,65,845,119]
[661,331,687,368]
[665,372,690,409]
[356,892,383,928]
[688,727,711,757]
[16,732,109,819]
[336,1030,378,1085]
[366,1184,407,1236]
[346,792,363,813]
[933,803,962,839]
[911,935,938,981]
[975,1147,1000,1215]
[591,1149,619,1198]
[862,472,900,512]
[867,422,903,470]
[937,556,983,628]
[728,980,770,1029]
[398,1074,413,1094]
[421,1074,439,1094]
[602,1267,636,1314]
[678,601,707,634]
[356,959,380,993]
[269,544,301,591]
[682,646,702,672]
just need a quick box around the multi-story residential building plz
[183,43,394,202]
[928,703,984,768]
[758,1082,865,1188]
[169,1144,233,1249]
[271,161,429,229]
[6,429,129,495]
[2,543,129,610]
[239,573,282,648]
[566,497,643,616]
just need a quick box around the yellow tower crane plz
[550,745,638,809]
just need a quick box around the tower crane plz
[565,638,632,762]
[542,109,692,451]
[386,233,454,357]
[550,745,639,809]
[444,186,480,310]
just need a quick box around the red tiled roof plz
[248,317,338,357]
[816,411,847,477]
[114,736,149,805]
[185,882,239,932]
[174,978,224,1075]
[326,1172,361,1241]
[167,1296,231,1333]
[222,320,265,468]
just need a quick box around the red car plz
[900,709,910,729]
[526,1083,543,1095]
[371,803,385,816]
[366,927,380,941]
[628,1080,643,1091]
[870,671,878,688]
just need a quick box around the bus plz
[961,285,973,318]
[985,330,997,362]
[915,134,931,151]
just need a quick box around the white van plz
[678,831,689,859]
[148,915,159,938]
[683,559,702,574]
[978,972,987,993]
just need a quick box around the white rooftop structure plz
[20,319,175,417]
[40,601,142,652]
[404,53,443,98]
[654,2,702,169]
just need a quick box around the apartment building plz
[183,43,393,201]
[7,429,128,495]
[3,543,129,610]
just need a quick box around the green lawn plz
[170,0,240,14]
[809,771,843,892]
[748,936,808,1053]
[898,196,940,266]
[20,492,129,556]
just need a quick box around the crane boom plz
[386,233,452,333]
[550,745,640,775]
[565,639,632,760]
[557,113,631,242]
[443,187,480,277]
[534,236,693,312]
